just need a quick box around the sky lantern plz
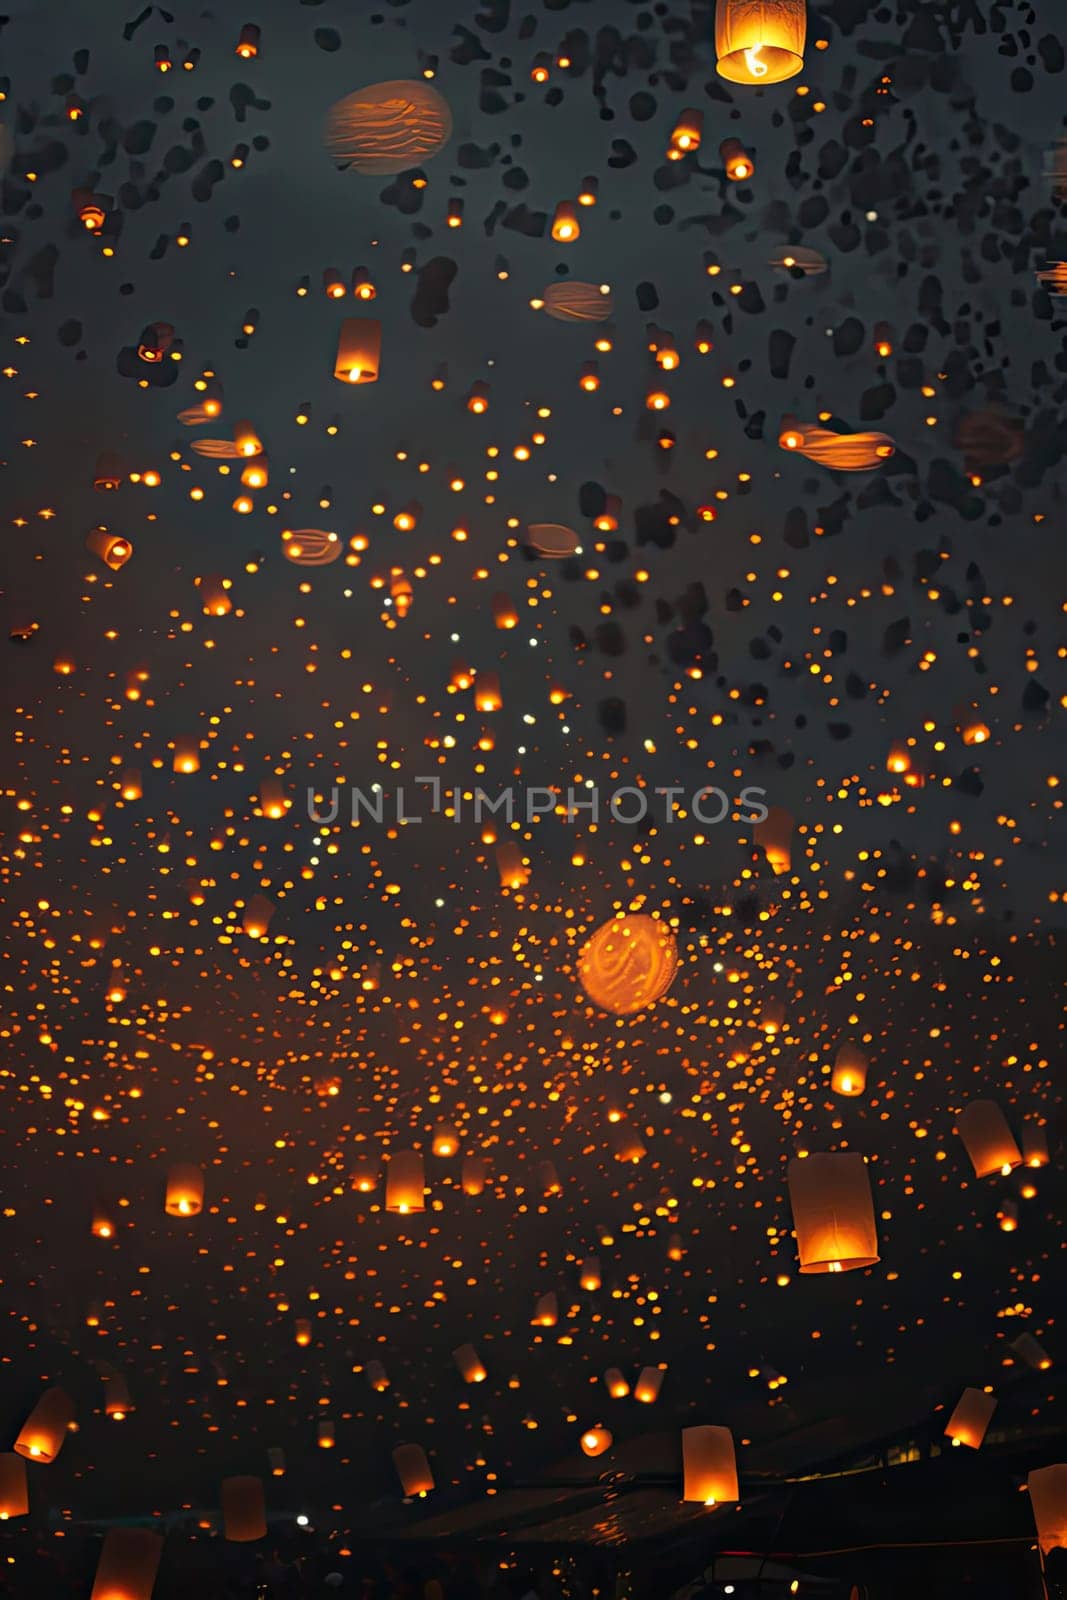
[85,526,133,571]
[172,738,200,775]
[165,1163,204,1218]
[715,0,806,84]
[944,1388,997,1449]
[542,282,612,323]
[14,1388,75,1463]
[831,1043,868,1097]
[754,806,793,874]
[294,1319,312,1347]
[323,81,453,174]
[281,528,342,566]
[668,108,703,158]
[366,1361,390,1392]
[956,1100,1022,1177]
[682,1425,739,1505]
[334,318,382,384]
[385,1150,426,1213]
[0,1455,29,1520]
[496,842,530,890]
[492,592,519,629]
[1022,1120,1050,1168]
[90,1529,162,1600]
[475,671,502,713]
[578,914,678,1015]
[393,1443,434,1497]
[720,137,754,180]
[259,779,289,819]
[235,23,260,58]
[222,1476,268,1542]
[538,1161,562,1195]
[267,1448,285,1478]
[604,1368,630,1399]
[92,1196,116,1239]
[787,1154,880,1274]
[432,1121,460,1157]
[103,1372,133,1420]
[317,1420,336,1449]
[779,418,896,470]
[461,1156,487,1195]
[532,1293,558,1327]
[580,1426,612,1457]
[579,1256,601,1292]
[551,201,580,242]
[453,1343,488,1384]
[1029,1465,1067,1557]
[634,1366,664,1404]
[198,573,232,616]
[1010,1333,1052,1371]
[243,894,275,939]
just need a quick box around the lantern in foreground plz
[165,1163,204,1217]
[91,1528,163,1600]
[682,1425,739,1505]
[282,528,342,566]
[604,1367,630,1399]
[236,23,261,58]
[542,282,613,323]
[956,1100,1022,1178]
[578,914,678,1016]
[1029,1464,1067,1556]
[394,1442,434,1497]
[831,1044,867,1097]
[787,1153,880,1274]
[453,1343,487,1384]
[634,1367,664,1404]
[222,1475,267,1542]
[0,1455,29,1520]
[385,1150,425,1213]
[715,0,806,85]
[580,1426,612,1458]
[14,1387,75,1463]
[334,318,382,384]
[324,81,453,175]
[944,1388,996,1449]
[779,419,895,470]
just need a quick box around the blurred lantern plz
[393,1442,434,1497]
[154,44,172,71]
[199,573,232,616]
[323,81,453,175]
[873,320,894,358]
[447,197,464,228]
[366,1360,390,1392]
[944,1388,996,1449]
[604,1368,630,1399]
[120,768,142,801]
[610,1123,647,1163]
[461,1156,487,1196]
[668,109,703,158]
[579,360,600,392]
[268,1447,286,1478]
[389,570,413,616]
[93,451,122,490]
[85,526,133,571]
[432,1122,460,1158]
[386,1150,426,1213]
[886,742,911,774]
[103,1372,133,1419]
[233,420,263,458]
[241,457,269,490]
[0,1455,29,1520]
[578,914,678,1016]
[492,592,519,629]
[14,1388,75,1463]
[92,1197,116,1239]
[579,1256,601,1292]
[1028,1464,1067,1555]
[754,806,793,874]
[467,380,490,413]
[551,201,580,242]
[235,22,260,57]
[997,1198,1019,1232]
[317,1420,336,1449]
[259,779,289,818]
[165,1163,204,1218]
[475,671,502,713]
[222,1476,267,1542]
[90,1529,162,1600]
[715,0,806,83]
[281,529,342,566]
[1011,1332,1053,1371]
[594,495,621,533]
[956,1100,1022,1178]
[1022,1120,1050,1168]
[496,843,530,891]
[720,137,754,180]
[393,500,420,532]
[334,318,382,384]
[768,244,828,274]
[137,321,174,361]
[453,1343,488,1384]
[634,1367,664,1404]
[295,1319,312,1347]
[682,1425,739,1505]
[243,894,275,939]
[532,1293,558,1327]
[580,1426,612,1457]
[352,265,376,299]
[542,282,613,323]
[323,266,346,300]
[172,737,200,774]
[787,1153,880,1274]
[538,1160,562,1195]
[351,1158,378,1192]
[760,998,786,1035]
[779,418,895,470]
[955,702,991,746]
[578,174,599,205]
[831,1043,867,1097]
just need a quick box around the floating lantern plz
[475,671,502,713]
[1022,1120,1050,1168]
[668,109,704,158]
[294,1319,312,1347]
[538,1160,562,1194]
[334,318,382,384]
[787,1153,880,1274]
[453,1343,487,1384]
[352,265,376,299]
[467,380,490,413]
[532,1293,558,1327]
[551,201,580,242]
[944,1388,996,1449]
[496,842,530,890]
[542,282,613,323]
[682,1425,739,1505]
[165,1163,204,1218]
[259,779,289,819]
[760,998,786,1035]
[281,528,342,566]
[94,451,122,491]
[526,522,580,557]
[222,1476,267,1542]
[578,174,599,205]
[768,243,828,274]
[385,1150,425,1213]
[1010,1332,1052,1371]
[85,526,133,571]
[579,1256,601,1292]
[715,0,806,85]
[754,806,793,874]
[103,1373,133,1420]
[268,1447,286,1477]
[14,1388,75,1463]
[317,1419,335,1449]
[393,1443,434,1497]
[366,1360,390,1392]
[351,1158,378,1193]
[955,702,991,745]
[634,1366,664,1404]
[956,1101,1022,1178]
[136,321,173,362]
[432,1122,460,1158]
[462,1156,487,1196]
[172,737,200,775]
[90,1529,163,1600]
[243,894,275,939]
[720,137,754,180]
[235,23,260,57]
[199,573,232,616]
[92,1197,116,1239]
[604,1368,630,1399]
[580,1426,613,1457]
[492,592,519,630]
[0,1455,28,1520]
[324,81,453,175]
[779,419,895,470]
[1028,1464,1067,1555]
[831,1043,867,1097]
[578,914,678,1016]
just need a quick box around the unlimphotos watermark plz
[306,780,769,827]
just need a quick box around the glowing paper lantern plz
[754,806,793,874]
[461,1156,487,1196]
[334,318,381,384]
[0,1455,29,1520]
[294,1319,312,1347]
[14,1388,74,1463]
[385,1150,425,1213]
[787,1153,880,1274]
[768,244,827,274]
[281,529,342,567]
[268,1447,286,1477]
[432,1122,460,1157]
[453,1343,487,1384]
[578,914,678,1016]
[1022,1120,1050,1168]
[682,1425,739,1505]
[668,109,704,158]
[526,522,581,558]
[393,1442,434,1497]
[831,1044,867,1097]
[604,1368,630,1399]
[720,137,754,180]
[579,1256,601,1292]
[779,419,895,471]
[317,1419,336,1449]
[86,526,133,570]
[103,1373,133,1419]
[634,1366,664,1404]
[1028,1464,1067,1555]
[956,1100,1022,1178]
[532,1293,558,1327]
[324,81,452,174]
[538,1160,562,1194]
[550,201,580,242]
[222,1476,267,1542]
[165,1163,204,1218]
[944,1388,996,1449]
[580,1426,612,1457]
[92,1197,116,1239]
[542,283,614,323]
[496,842,530,890]
[90,1529,162,1600]
[366,1360,390,1392]
[474,671,502,713]
[243,894,275,939]
[1011,1332,1052,1371]
[715,0,806,85]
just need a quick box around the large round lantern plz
[715,0,806,84]
[787,1153,880,1274]
[682,1425,739,1505]
[324,81,452,175]
[578,914,678,1015]
[91,1529,163,1600]
[385,1150,425,1214]
[956,1100,1022,1178]
[222,1475,267,1542]
[14,1387,75,1463]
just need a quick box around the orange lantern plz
[317,1419,336,1449]
[259,779,289,819]
[14,1388,75,1463]
[831,1043,867,1097]
[1010,1332,1052,1371]
[165,1163,204,1217]
[578,914,678,1016]
[720,137,754,180]
[432,1122,460,1158]
[668,109,704,158]
[475,671,502,713]
[0,1455,28,1520]
[243,894,275,939]
[393,1442,434,1497]
[779,419,895,470]
[268,1447,286,1477]
[532,1293,558,1327]
[551,201,580,242]
[199,573,233,616]
[90,1529,162,1600]
[222,1475,267,1542]
[453,1343,487,1384]
[1028,1464,1067,1556]
[85,526,133,570]
[92,1197,116,1239]
[754,806,793,875]
[538,1160,562,1195]
[324,81,453,175]
[604,1368,630,1399]
[334,318,382,384]
[634,1366,664,1404]
[351,1158,378,1193]
[495,842,530,890]
[715,0,806,84]
[172,737,200,775]
[281,528,342,566]
[295,1318,312,1347]
[385,1150,425,1213]
[760,998,786,1035]
[1022,1120,1050,1168]
[787,1153,880,1274]
[956,1100,1022,1178]
[492,592,519,629]
[461,1156,487,1196]
[120,768,143,801]
[103,1373,133,1420]
[366,1360,390,1392]
[579,1256,601,1292]
[682,1425,739,1505]
[580,1426,613,1458]
[944,1388,996,1449]
[235,23,260,58]
[542,282,613,323]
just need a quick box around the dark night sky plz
[0,0,1064,1548]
